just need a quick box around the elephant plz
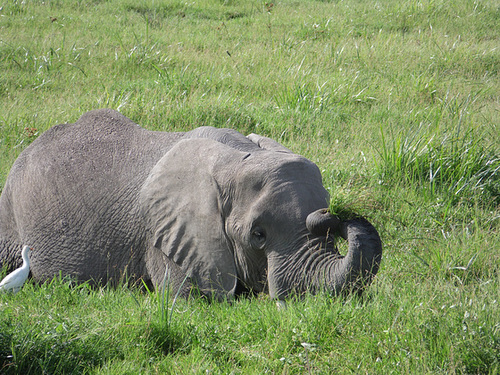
[0,109,382,300]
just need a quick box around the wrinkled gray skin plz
[0,109,382,300]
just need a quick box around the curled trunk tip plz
[306,208,341,237]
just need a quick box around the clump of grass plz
[329,189,367,221]
[158,265,189,329]
[326,169,381,222]
[377,121,500,208]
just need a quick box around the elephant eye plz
[251,227,266,249]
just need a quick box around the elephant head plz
[139,129,382,300]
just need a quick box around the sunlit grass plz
[377,118,500,208]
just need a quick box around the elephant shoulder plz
[40,109,144,144]
[75,109,142,133]
[22,110,142,152]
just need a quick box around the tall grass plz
[377,118,500,207]
[0,0,499,373]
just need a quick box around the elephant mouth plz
[234,279,264,297]
[232,248,268,296]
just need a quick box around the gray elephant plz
[0,109,382,300]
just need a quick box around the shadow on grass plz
[145,321,191,356]
[0,327,121,374]
[0,310,191,374]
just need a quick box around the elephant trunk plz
[326,217,382,294]
[268,210,382,299]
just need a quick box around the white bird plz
[0,245,32,294]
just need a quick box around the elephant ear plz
[247,133,293,153]
[139,138,242,300]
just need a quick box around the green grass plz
[1,0,499,373]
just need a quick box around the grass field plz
[1,0,499,373]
